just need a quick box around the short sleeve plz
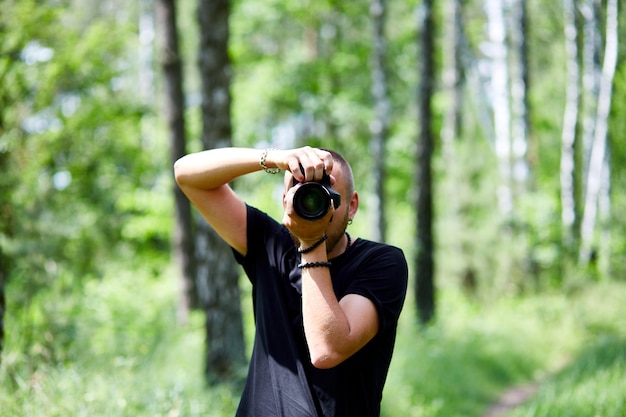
[342,244,408,335]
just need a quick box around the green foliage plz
[1,1,626,416]
[0,2,173,380]
[606,63,626,280]
[507,336,626,417]
[3,263,624,417]
[382,282,626,417]
[506,283,626,417]
[231,0,381,194]
[0,264,241,417]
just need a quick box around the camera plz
[292,173,341,220]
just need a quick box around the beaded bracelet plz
[297,235,328,254]
[260,148,281,174]
[298,261,332,269]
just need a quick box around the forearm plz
[300,245,352,369]
[174,147,269,190]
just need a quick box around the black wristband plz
[298,261,332,269]
[297,235,328,254]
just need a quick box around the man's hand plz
[282,182,335,244]
[267,146,334,183]
[275,146,336,244]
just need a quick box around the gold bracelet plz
[260,148,281,174]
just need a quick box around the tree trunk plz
[155,0,198,323]
[560,0,580,252]
[0,110,10,362]
[0,246,5,360]
[508,0,530,192]
[486,0,513,217]
[138,0,156,103]
[598,148,611,277]
[442,0,474,291]
[197,0,245,381]
[441,0,464,155]
[415,0,436,325]
[369,0,389,243]
[579,0,618,266]
[580,0,602,175]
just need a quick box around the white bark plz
[580,0,602,176]
[139,0,156,103]
[370,0,389,242]
[441,0,463,155]
[485,0,513,216]
[560,0,580,244]
[598,152,611,275]
[579,0,618,265]
[507,0,529,189]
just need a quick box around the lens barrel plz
[293,183,332,220]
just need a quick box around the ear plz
[349,191,359,220]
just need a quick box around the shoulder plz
[344,238,408,292]
[244,204,293,255]
[352,239,407,268]
[246,205,287,236]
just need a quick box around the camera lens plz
[293,183,330,220]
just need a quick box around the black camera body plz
[292,173,341,220]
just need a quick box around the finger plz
[313,159,324,181]
[287,155,305,182]
[289,147,328,182]
[304,148,327,181]
[315,149,334,176]
[299,153,316,182]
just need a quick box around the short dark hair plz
[321,148,354,196]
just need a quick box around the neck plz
[327,232,352,259]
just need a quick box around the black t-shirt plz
[233,205,408,417]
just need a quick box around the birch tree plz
[579,0,618,266]
[508,0,530,192]
[370,0,390,243]
[597,150,611,275]
[0,248,4,359]
[560,0,581,251]
[156,0,197,323]
[441,0,464,156]
[580,0,602,174]
[415,0,436,324]
[196,0,245,380]
[485,0,513,217]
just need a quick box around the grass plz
[383,292,567,416]
[504,284,626,417]
[506,335,626,417]
[1,265,242,417]
[382,282,626,417]
[1,264,625,417]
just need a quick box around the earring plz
[348,218,353,225]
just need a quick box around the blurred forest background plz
[1,0,625,416]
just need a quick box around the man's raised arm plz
[173,146,333,256]
[173,148,266,256]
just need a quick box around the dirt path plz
[483,357,569,417]
[482,382,539,417]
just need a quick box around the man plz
[174,146,408,417]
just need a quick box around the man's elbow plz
[173,159,187,186]
[310,348,346,369]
